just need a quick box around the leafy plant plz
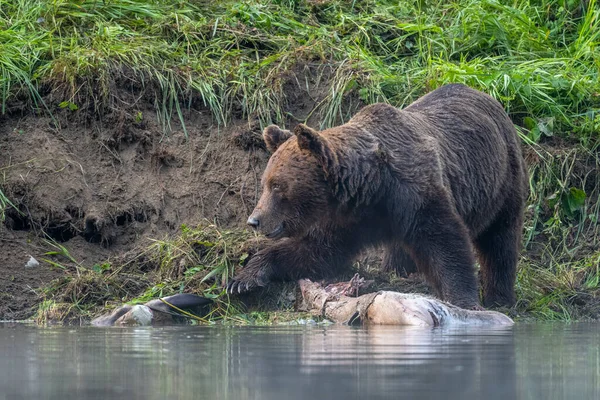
[58,101,78,111]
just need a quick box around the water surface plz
[0,323,598,400]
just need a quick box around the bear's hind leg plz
[475,203,523,308]
[381,242,418,277]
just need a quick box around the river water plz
[0,322,598,400]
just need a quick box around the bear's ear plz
[294,123,336,177]
[263,125,292,153]
[294,124,324,154]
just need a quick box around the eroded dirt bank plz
[0,114,269,319]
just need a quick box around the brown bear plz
[227,84,528,309]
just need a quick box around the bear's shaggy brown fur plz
[227,84,528,309]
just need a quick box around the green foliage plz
[524,117,555,143]
[34,222,262,323]
[0,188,18,222]
[110,223,256,320]
[516,142,600,321]
[58,101,78,111]
[524,143,599,250]
[92,262,112,274]
[41,238,81,271]
[145,223,253,289]
[516,251,600,321]
[0,0,598,140]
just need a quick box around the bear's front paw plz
[226,262,272,295]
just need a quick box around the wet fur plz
[229,84,528,309]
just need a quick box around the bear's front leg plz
[226,236,352,295]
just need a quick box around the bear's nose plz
[247,216,260,229]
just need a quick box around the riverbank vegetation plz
[0,0,598,323]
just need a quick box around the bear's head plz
[247,122,385,239]
[246,124,334,239]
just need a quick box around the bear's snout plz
[247,211,285,239]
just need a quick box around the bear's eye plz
[271,184,281,192]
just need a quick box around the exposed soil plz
[0,64,368,320]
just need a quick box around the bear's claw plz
[226,260,271,295]
[225,278,260,295]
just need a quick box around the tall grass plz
[514,139,600,320]
[0,0,598,139]
[0,188,17,222]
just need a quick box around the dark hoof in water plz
[145,293,212,313]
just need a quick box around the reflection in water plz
[0,323,598,400]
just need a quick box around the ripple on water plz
[0,323,598,400]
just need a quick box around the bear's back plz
[344,84,526,237]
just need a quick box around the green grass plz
[515,139,600,321]
[0,188,14,222]
[516,251,600,321]
[0,0,598,140]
